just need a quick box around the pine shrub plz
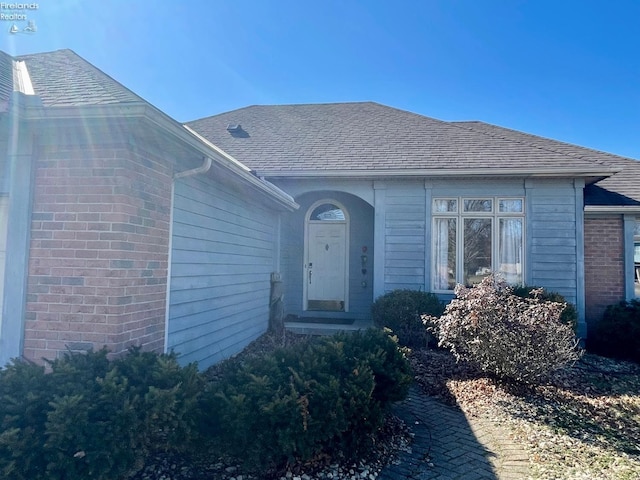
[428,275,582,383]
[371,289,445,347]
[0,348,203,480]
[588,300,640,364]
[201,328,411,470]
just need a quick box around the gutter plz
[164,157,214,354]
[174,156,212,179]
[256,167,619,180]
[585,205,640,214]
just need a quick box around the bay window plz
[432,197,524,291]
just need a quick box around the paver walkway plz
[378,387,530,480]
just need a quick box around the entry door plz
[307,222,347,310]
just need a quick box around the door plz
[305,201,348,311]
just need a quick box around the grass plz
[410,349,640,480]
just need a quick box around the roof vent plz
[226,124,249,138]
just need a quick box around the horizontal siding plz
[168,176,278,369]
[528,186,578,303]
[384,185,425,291]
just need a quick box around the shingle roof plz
[454,121,640,205]
[187,102,638,206]
[14,49,141,107]
[186,102,618,175]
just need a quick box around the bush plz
[427,275,582,383]
[588,300,640,364]
[200,328,411,471]
[372,289,445,347]
[511,285,578,332]
[0,348,203,480]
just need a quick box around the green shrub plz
[588,300,640,364]
[201,328,411,471]
[512,285,578,332]
[428,275,582,383]
[0,348,203,480]
[371,289,445,347]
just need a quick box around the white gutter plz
[585,205,640,214]
[257,167,619,179]
[174,156,212,179]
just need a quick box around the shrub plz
[588,300,640,363]
[200,328,411,471]
[511,285,578,332]
[427,275,582,383]
[372,289,445,347]
[0,348,203,480]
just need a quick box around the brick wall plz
[584,216,625,327]
[23,143,172,362]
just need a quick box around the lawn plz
[410,349,640,480]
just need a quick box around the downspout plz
[164,157,213,353]
[174,157,212,179]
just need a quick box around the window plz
[432,197,524,291]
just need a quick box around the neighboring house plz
[187,103,640,338]
[1,49,638,368]
[0,49,297,369]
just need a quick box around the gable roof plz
[186,102,618,180]
[15,49,142,107]
[0,49,297,211]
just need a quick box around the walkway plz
[378,387,530,480]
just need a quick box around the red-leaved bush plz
[425,275,582,383]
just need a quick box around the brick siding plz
[23,144,172,362]
[584,216,625,327]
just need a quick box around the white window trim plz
[432,197,525,293]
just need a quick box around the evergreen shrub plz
[201,328,411,470]
[588,300,640,363]
[371,289,445,347]
[428,275,582,383]
[0,348,203,480]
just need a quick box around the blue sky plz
[2,0,639,159]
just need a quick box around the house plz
[0,49,297,369]
[1,49,638,369]
[186,103,640,338]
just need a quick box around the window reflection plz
[310,203,345,221]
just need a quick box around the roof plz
[454,121,640,206]
[15,49,142,107]
[187,102,638,206]
[0,49,297,211]
[186,102,618,178]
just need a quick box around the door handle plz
[308,268,312,284]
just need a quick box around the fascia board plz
[258,167,619,179]
[585,205,640,214]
